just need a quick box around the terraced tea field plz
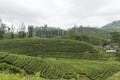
[0,52,120,80]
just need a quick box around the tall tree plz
[28,25,34,37]
[19,22,26,38]
[11,24,15,39]
[0,19,7,39]
[67,28,79,39]
[44,24,48,37]
[34,26,66,38]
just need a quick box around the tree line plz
[0,19,66,39]
[0,20,34,39]
[34,24,66,38]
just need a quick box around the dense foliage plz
[0,72,45,80]
[66,28,108,46]
[0,38,100,59]
[74,26,108,38]
[34,25,66,38]
[0,52,78,79]
[80,35,108,46]
[0,52,120,80]
[0,63,20,73]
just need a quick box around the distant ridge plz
[102,20,120,31]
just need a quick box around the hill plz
[74,27,108,38]
[0,52,120,80]
[102,20,120,32]
[0,52,77,79]
[0,38,100,59]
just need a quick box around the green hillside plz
[0,38,100,59]
[0,52,120,80]
[79,35,108,46]
[0,52,77,79]
[74,27,108,38]
[102,20,120,32]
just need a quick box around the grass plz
[0,72,45,80]
[107,72,120,80]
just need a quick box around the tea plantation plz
[0,38,119,80]
[0,38,100,59]
[0,52,120,80]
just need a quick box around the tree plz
[81,35,89,42]
[110,32,120,43]
[34,25,66,38]
[28,25,34,37]
[19,22,26,38]
[67,28,79,39]
[0,19,7,39]
[10,24,15,39]
[44,24,48,37]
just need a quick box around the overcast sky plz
[0,0,120,29]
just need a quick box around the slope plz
[102,20,120,32]
[0,38,100,59]
[0,52,120,80]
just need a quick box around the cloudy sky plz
[0,0,120,29]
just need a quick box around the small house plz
[103,43,119,53]
[105,49,116,53]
